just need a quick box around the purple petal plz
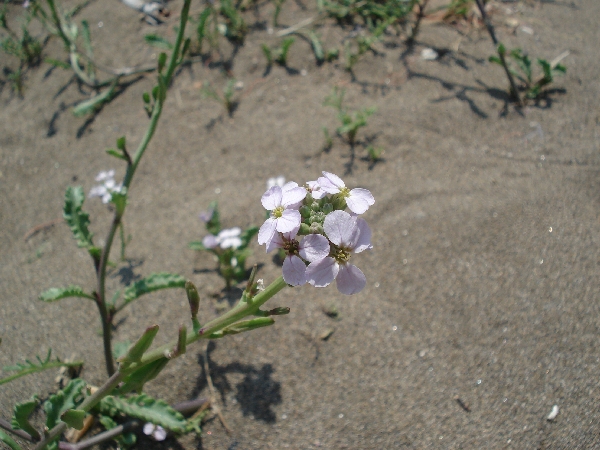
[281,186,307,207]
[261,186,283,210]
[306,257,338,287]
[323,210,357,246]
[258,218,277,245]
[282,181,298,192]
[202,234,219,249]
[307,180,327,199]
[322,171,345,188]
[143,423,155,436]
[346,188,375,214]
[353,218,373,253]
[317,176,340,194]
[282,255,307,286]
[299,234,330,262]
[276,209,301,233]
[153,426,167,441]
[266,232,285,253]
[336,264,366,295]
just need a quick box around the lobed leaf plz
[44,378,87,430]
[11,396,40,440]
[63,186,94,249]
[39,285,95,302]
[98,394,186,433]
[122,273,186,305]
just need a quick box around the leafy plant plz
[262,36,295,68]
[201,78,238,116]
[189,202,258,290]
[324,87,376,145]
[490,44,567,101]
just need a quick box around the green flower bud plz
[298,223,311,235]
[322,203,333,215]
[300,205,312,218]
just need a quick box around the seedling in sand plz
[201,78,239,116]
[324,87,376,145]
[262,36,296,69]
[490,45,567,102]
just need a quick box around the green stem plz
[119,221,126,261]
[123,276,288,373]
[93,0,192,378]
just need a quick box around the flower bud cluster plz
[88,170,123,204]
[259,172,374,295]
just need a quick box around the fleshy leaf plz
[98,394,186,433]
[117,325,159,365]
[122,273,186,305]
[11,396,40,440]
[44,379,87,430]
[208,317,274,338]
[240,226,259,249]
[188,241,207,251]
[0,350,82,386]
[63,186,94,249]
[60,409,86,430]
[116,358,169,394]
[0,430,21,450]
[72,82,117,117]
[39,285,95,302]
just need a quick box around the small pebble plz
[421,48,438,61]
[547,405,559,421]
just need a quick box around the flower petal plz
[299,234,330,262]
[219,227,241,238]
[306,257,338,287]
[276,209,301,233]
[202,234,219,249]
[220,236,242,249]
[261,186,283,210]
[317,174,341,194]
[336,264,366,295]
[266,231,285,253]
[258,218,277,245]
[346,188,375,214]
[143,423,155,436]
[353,218,373,253]
[153,426,167,441]
[282,255,307,286]
[323,210,356,246]
[322,171,345,188]
[281,186,307,207]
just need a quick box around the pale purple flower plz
[203,227,242,250]
[307,180,326,199]
[317,172,374,214]
[258,185,307,245]
[89,170,122,204]
[143,423,167,441]
[306,210,372,295]
[198,207,215,223]
[268,230,330,286]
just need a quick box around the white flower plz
[143,423,167,441]
[89,170,122,204]
[267,176,286,189]
[306,210,372,295]
[317,171,374,214]
[258,185,307,245]
[307,180,326,199]
[203,227,242,250]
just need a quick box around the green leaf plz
[116,358,169,394]
[98,394,186,433]
[0,430,21,450]
[0,350,83,386]
[12,397,40,440]
[112,340,131,360]
[209,317,274,338]
[240,226,259,248]
[106,148,128,160]
[61,409,86,430]
[488,55,502,66]
[73,82,117,117]
[122,273,186,306]
[145,34,173,50]
[204,201,221,235]
[39,285,95,302]
[44,58,71,69]
[116,136,126,151]
[44,378,87,430]
[117,325,159,365]
[188,240,207,251]
[63,186,94,249]
[307,30,324,63]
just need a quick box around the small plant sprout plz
[324,87,376,145]
[489,45,567,102]
[262,36,296,69]
[201,78,239,116]
[259,172,375,294]
[189,202,258,290]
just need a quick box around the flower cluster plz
[259,172,374,295]
[202,227,243,250]
[88,170,122,204]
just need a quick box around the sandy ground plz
[1,0,599,448]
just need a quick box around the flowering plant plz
[259,171,374,295]
[189,201,258,289]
